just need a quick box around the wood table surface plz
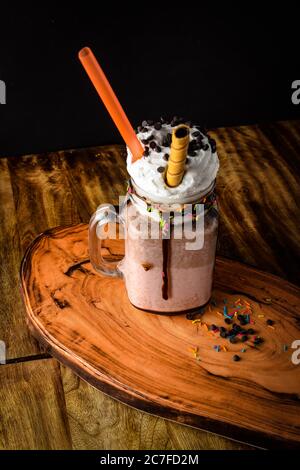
[0,119,299,450]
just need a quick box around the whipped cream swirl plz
[127,121,219,204]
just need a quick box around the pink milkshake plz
[120,199,218,312]
[121,118,219,313]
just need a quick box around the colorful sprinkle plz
[224,313,234,319]
[186,296,268,364]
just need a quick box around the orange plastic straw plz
[78,47,144,162]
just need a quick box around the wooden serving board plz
[20,223,300,449]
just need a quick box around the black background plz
[0,2,299,156]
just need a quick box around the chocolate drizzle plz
[126,178,218,302]
[162,238,169,300]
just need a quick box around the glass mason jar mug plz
[89,180,219,314]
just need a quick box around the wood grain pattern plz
[20,224,300,448]
[212,120,300,285]
[1,119,299,449]
[0,359,72,450]
[0,159,40,358]
[3,120,300,358]
[61,365,251,450]
[59,145,128,218]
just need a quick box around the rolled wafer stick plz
[166,125,190,187]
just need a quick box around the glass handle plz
[88,204,124,277]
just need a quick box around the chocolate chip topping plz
[189,140,200,151]
[171,115,183,127]
[136,120,213,162]
[141,263,152,271]
[192,131,200,137]
[141,134,155,144]
[172,118,185,127]
[188,142,198,156]
[157,166,165,173]
[254,337,264,345]
[209,138,217,153]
